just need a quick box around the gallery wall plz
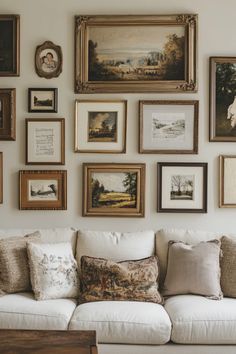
[0,0,236,232]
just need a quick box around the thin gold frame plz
[219,155,236,207]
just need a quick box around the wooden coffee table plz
[0,330,98,354]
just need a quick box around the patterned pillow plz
[220,236,236,297]
[27,242,79,300]
[0,231,41,295]
[79,255,163,304]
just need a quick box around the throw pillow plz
[163,240,223,300]
[27,242,79,300]
[220,236,236,297]
[0,231,41,295]
[79,255,163,304]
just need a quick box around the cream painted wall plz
[0,0,235,232]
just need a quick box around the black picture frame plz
[28,88,58,113]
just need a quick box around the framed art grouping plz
[35,41,62,79]
[19,170,67,210]
[28,88,58,113]
[75,100,127,153]
[157,162,208,213]
[0,88,16,140]
[75,14,197,93]
[139,100,198,154]
[26,118,65,165]
[83,163,145,217]
[0,153,2,204]
[219,155,236,207]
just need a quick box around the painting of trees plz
[123,173,137,201]
[161,34,185,80]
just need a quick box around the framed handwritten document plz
[25,118,65,165]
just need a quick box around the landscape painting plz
[28,179,58,201]
[152,113,185,141]
[88,111,117,142]
[28,88,57,113]
[170,175,194,200]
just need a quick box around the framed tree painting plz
[219,155,236,207]
[75,14,197,93]
[157,162,208,213]
[0,88,16,140]
[83,163,145,217]
[0,153,2,204]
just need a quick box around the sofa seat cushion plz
[0,292,77,330]
[69,301,171,344]
[165,295,236,344]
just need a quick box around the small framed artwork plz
[75,100,127,153]
[210,57,236,141]
[28,88,58,113]
[26,118,65,165]
[0,15,20,76]
[219,155,236,207]
[157,162,208,213]
[83,163,145,217]
[0,88,16,140]
[75,14,197,93]
[139,100,198,154]
[35,41,62,79]
[0,153,2,204]
[19,170,67,210]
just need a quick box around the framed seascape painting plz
[75,100,127,153]
[219,155,236,207]
[19,170,67,210]
[0,153,2,204]
[35,41,62,79]
[83,163,145,217]
[139,100,198,154]
[157,162,208,213]
[0,15,20,76]
[28,88,58,113]
[0,88,16,140]
[75,14,197,93]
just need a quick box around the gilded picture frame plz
[219,155,236,207]
[35,41,63,79]
[0,88,16,141]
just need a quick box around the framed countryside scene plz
[0,153,2,204]
[83,163,145,217]
[157,162,207,213]
[35,41,62,79]
[139,100,198,154]
[28,88,58,113]
[75,100,127,153]
[75,14,197,93]
[0,88,16,140]
[19,170,67,210]
[219,155,236,207]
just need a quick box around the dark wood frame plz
[0,88,16,140]
[0,153,2,204]
[139,100,198,154]
[0,15,20,76]
[83,163,145,217]
[28,88,58,113]
[19,170,67,210]
[219,155,236,208]
[75,14,197,93]
[26,118,65,165]
[75,100,127,153]
[35,41,62,79]
[157,162,208,213]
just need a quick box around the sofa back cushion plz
[220,236,236,298]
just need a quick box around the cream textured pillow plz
[27,242,79,300]
[0,231,41,296]
[221,236,236,297]
[163,240,223,300]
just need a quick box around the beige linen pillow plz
[221,236,236,297]
[163,240,223,300]
[27,242,79,300]
[0,231,41,295]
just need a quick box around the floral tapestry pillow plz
[27,242,79,300]
[80,255,163,304]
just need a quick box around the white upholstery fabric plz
[0,292,77,330]
[165,295,236,344]
[69,301,171,344]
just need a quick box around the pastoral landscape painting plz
[88,111,117,142]
[152,113,185,141]
[170,175,194,200]
[29,179,58,201]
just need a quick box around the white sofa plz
[0,227,235,354]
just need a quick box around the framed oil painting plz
[157,162,207,213]
[75,14,197,93]
[83,163,145,217]
[139,100,198,154]
[19,170,67,210]
[219,155,236,207]
[0,153,2,204]
[26,118,65,165]
[209,57,236,141]
[0,15,20,76]
[35,41,62,79]
[28,88,58,112]
[0,88,16,140]
[75,100,127,153]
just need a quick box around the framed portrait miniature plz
[75,100,127,153]
[19,170,67,210]
[157,162,207,213]
[139,100,198,154]
[28,88,58,113]
[75,14,197,93]
[0,153,2,204]
[35,41,62,79]
[0,15,20,76]
[83,163,145,217]
[26,118,65,165]
[0,88,16,140]
[219,155,236,207]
